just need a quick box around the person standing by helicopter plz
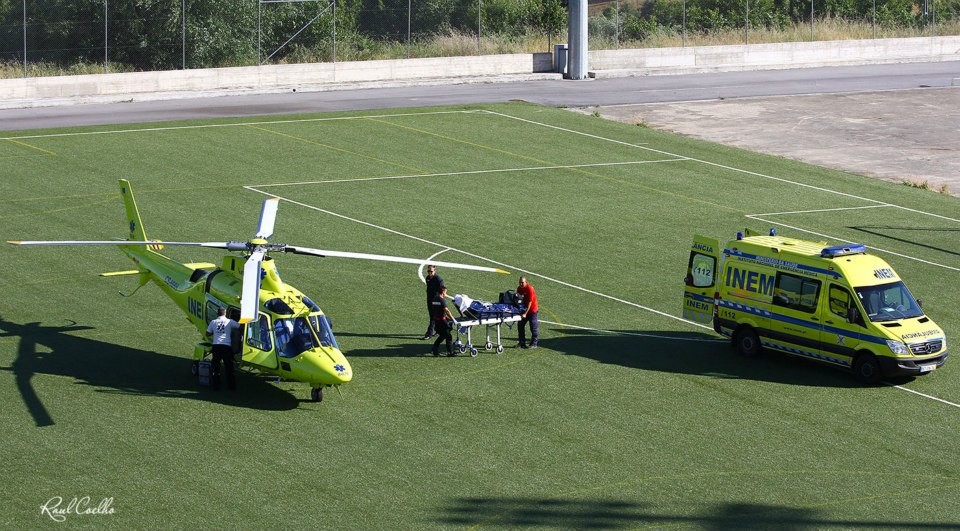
[206,306,240,390]
[421,264,445,340]
[431,286,456,357]
[516,276,539,349]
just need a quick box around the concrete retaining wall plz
[1,37,957,108]
[589,36,960,76]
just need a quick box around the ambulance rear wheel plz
[853,354,882,385]
[311,387,323,402]
[735,327,761,358]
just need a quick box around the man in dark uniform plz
[422,264,445,340]
[431,286,456,356]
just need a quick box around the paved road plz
[2,61,959,194]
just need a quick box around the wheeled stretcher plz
[452,299,525,357]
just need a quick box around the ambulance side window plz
[828,285,853,319]
[687,252,716,288]
[774,272,821,313]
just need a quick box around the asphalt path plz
[2,60,959,193]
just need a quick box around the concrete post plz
[567,0,588,79]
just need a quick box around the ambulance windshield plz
[308,314,339,350]
[855,282,923,322]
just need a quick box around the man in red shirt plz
[516,276,539,349]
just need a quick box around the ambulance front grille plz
[910,340,943,355]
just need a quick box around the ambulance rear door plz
[682,235,720,327]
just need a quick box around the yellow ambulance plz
[682,229,947,383]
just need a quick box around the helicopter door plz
[242,313,278,369]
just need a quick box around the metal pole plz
[333,0,336,64]
[22,0,26,77]
[615,0,619,49]
[682,0,686,47]
[104,0,108,72]
[258,0,261,64]
[182,0,186,68]
[407,0,411,59]
[477,0,481,55]
[745,0,749,45]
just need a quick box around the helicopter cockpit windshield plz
[273,317,317,359]
[308,314,339,350]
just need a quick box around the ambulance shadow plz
[851,226,960,258]
[436,496,959,529]
[0,317,299,427]
[542,328,865,387]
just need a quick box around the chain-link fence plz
[1,0,956,78]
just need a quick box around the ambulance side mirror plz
[684,273,693,286]
[846,306,860,324]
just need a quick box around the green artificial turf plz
[2,102,958,529]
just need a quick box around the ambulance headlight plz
[886,340,909,355]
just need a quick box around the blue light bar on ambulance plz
[821,244,867,257]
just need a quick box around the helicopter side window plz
[245,314,273,352]
[205,301,220,323]
[274,317,317,358]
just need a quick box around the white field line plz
[252,159,686,188]
[889,384,960,408]
[246,185,714,332]
[483,110,960,225]
[0,109,483,141]
[750,205,894,217]
[746,215,960,272]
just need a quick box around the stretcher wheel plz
[470,348,478,357]
[458,344,467,354]
[496,345,504,354]
[484,341,493,351]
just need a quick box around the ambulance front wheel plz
[853,354,882,385]
[735,327,761,358]
[311,387,323,402]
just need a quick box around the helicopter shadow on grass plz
[333,331,446,358]
[436,497,960,529]
[0,317,299,427]
[541,327,877,388]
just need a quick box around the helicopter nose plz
[298,348,352,385]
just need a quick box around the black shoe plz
[529,343,538,349]
[448,351,456,357]
[421,334,433,340]
[432,350,440,357]
[518,342,528,349]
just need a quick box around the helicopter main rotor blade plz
[240,249,265,324]
[256,198,280,239]
[8,240,233,249]
[285,245,509,274]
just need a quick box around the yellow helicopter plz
[8,179,507,402]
